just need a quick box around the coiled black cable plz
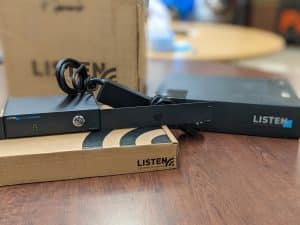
[56,58,89,95]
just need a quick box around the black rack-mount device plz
[157,74,300,138]
[0,59,212,139]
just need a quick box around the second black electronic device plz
[157,74,300,138]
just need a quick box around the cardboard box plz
[0,0,146,97]
[0,126,178,186]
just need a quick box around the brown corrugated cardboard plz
[0,0,146,97]
[0,126,178,186]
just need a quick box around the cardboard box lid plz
[0,126,177,157]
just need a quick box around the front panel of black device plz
[3,94,100,139]
[4,110,100,138]
[202,102,300,138]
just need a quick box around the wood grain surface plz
[0,60,300,225]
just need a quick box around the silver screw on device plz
[72,115,86,127]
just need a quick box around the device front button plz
[72,115,86,128]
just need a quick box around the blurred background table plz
[1,60,300,225]
[148,22,286,61]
